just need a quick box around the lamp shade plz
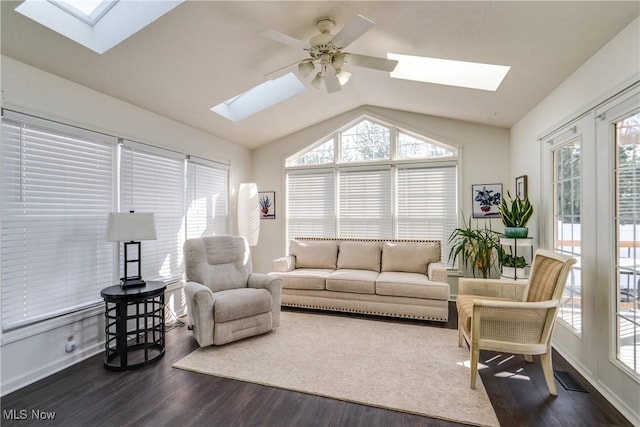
[106,212,157,242]
[237,183,260,246]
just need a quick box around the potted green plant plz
[499,191,533,238]
[500,253,527,279]
[448,217,502,278]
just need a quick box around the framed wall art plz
[515,175,528,200]
[472,183,502,218]
[258,191,275,219]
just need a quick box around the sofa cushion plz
[271,269,332,290]
[376,272,449,300]
[326,269,378,294]
[290,240,338,269]
[337,241,381,272]
[381,242,440,274]
[214,288,272,322]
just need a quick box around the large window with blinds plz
[1,112,116,330]
[186,157,229,239]
[285,116,457,262]
[120,142,187,284]
[0,111,229,331]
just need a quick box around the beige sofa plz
[270,238,450,322]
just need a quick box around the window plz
[0,111,229,331]
[120,142,186,284]
[286,116,458,262]
[340,119,390,162]
[1,111,116,330]
[286,170,335,240]
[186,157,229,238]
[397,164,457,260]
[398,132,454,159]
[339,167,392,238]
[553,137,583,334]
[287,139,334,166]
[615,111,639,375]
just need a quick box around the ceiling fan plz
[260,15,398,93]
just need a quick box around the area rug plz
[173,311,499,427]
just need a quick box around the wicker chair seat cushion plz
[457,295,547,343]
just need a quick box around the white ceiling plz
[1,1,638,149]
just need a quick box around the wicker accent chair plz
[456,249,577,395]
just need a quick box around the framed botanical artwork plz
[258,191,275,219]
[515,175,528,200]
[472,183,502,218]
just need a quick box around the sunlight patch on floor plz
[458,360,489,370]
[494,367,531,381]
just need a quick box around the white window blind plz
[286,169,336,240]
[186,158,229,238]
[1,112,116,330]
[338,167,392,238]
[397,164,457,264]
[120,142,185,283]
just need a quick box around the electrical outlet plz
[65,334,76,353]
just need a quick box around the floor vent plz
[554,370,588,393]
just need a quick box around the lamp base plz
[120,278,147,289]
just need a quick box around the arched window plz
[286,116,458,264]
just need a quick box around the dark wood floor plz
[1,302,632,427]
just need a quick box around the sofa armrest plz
[184,281,215,347]
[427,262,448,283]
[248,273,283,327]
[272,255,296,272]
[459,277,527,301]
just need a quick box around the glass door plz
[614,111,639,376]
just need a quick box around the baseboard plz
[553,345,639,426]
[1,343,103,397]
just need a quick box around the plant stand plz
[500,237,533,280]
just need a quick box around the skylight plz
[211,73,306,122]
[387,53,510,91]
[15,0,183,54]
[49,0,117,26]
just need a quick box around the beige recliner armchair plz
[183,235,282,346]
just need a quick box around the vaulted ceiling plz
[1,1,638,149]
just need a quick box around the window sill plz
[0,303,104,346]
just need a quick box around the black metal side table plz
[101,281,166,371]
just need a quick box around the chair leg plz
[470,344,479,390]
[524,354,533,363]
[540,351,558,396]
[458,320,464,347]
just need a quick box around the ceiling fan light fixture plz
[311,72,325,90]
[336,69,351,86]
[332,52,346,69]
[298,61,315,77]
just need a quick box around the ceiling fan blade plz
[263,58,309,78]
[324,71,342,93]
[260,29,309,50]
[331,15,375,49]
[347,53,399,72]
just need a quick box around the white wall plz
[0,56,252,395]
[511,17,640,425]
[250,105,511,292]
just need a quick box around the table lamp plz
[106,211,157,288]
